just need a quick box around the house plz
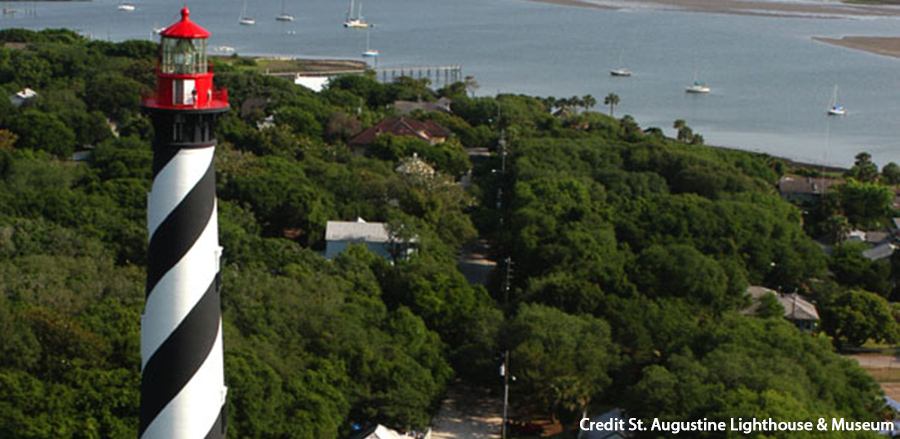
[777,176,840,203]
[862,242,896,261]
[348,117,449,153]
[578,408,632,439]
[393,97,452,116]
[744,286,819,332]
[9,87,37,107]
[294,74,330,92]
[350,425,406,439]
[325,218,415,261]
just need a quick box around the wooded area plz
[0,28,895,439]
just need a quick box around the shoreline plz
[517,0,900,59]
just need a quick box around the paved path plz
[456,239,496,286]
[431,384,502,439]
[847,354,900,400]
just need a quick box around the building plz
[777,176,841,203]
[350,425,428,439]
[744,286,820,331]
[325,218,415,261]
[349,117,450,153]
[862,242,897,262]
[9,87,37,107]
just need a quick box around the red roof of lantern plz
[160,7,210,39]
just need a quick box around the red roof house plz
[349,117,449,148]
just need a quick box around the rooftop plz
[325,218,390,243]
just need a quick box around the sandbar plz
[813,36,900,58]
[519,0,900,18]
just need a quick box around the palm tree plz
[582,94,596,111]
[603,93,619,117]
[673,119,692,142]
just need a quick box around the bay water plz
[5,0,900,167]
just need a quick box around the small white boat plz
[610,48,631,77]
[343,0,370,28]
[685,73,710,93]
[276,0,294,21]
[686,82,710,93]
[344,17,369,28]
[117,3,136,12]
[214,45,236,53]
[239,0,256,25]
[827,85,845,116]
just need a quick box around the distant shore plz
[519,0,900,18]
[518,0,900,61]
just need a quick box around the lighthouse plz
[140,8,229,439]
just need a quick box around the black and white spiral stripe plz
[141,146,226,439]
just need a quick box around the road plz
[431,384,502,439]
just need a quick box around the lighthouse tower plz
[140,8,229,439]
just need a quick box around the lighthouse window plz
[161,37,208,75]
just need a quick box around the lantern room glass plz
[160,37,208,75]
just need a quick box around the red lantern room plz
[142,7,228,110]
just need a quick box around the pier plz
[376,65,463,86]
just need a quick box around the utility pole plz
[501,349,510,439]
[501,256,512,439]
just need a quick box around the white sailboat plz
[239,0,256,25]
[361,30,379,58]
[276,0,294,21]
[609,49,631,77]
[685,72,710,93]
[827,85,845,116]
[343,0,370,28]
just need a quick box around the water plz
[5,0,900,167]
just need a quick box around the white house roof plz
[745,286,819,321]
[294,75,329,92]
[15,88,37,99]
[353,425,406,439]
[845,230,867,242]
[325,219,390,243]
[862,242,896,262]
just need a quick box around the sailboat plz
[239,0,256,25]
[827,85,845,116]
[361,30,379,58]
[609,49,631,77]
[276,0,294,21]
[685,72,710,93]
[343,0,370,28]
